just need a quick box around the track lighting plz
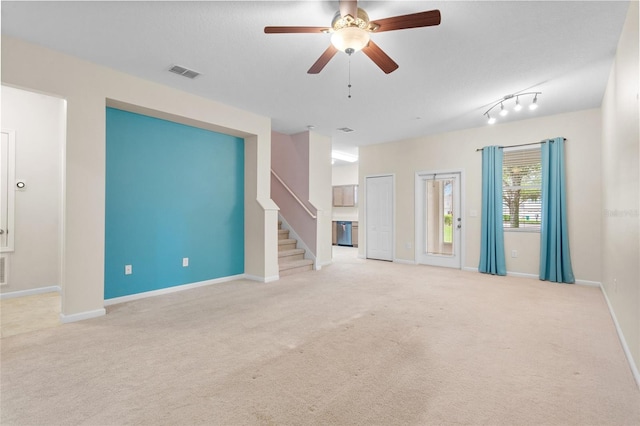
[483,92,541,124]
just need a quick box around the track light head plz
[514,96,522,112]
[499,103,508,116]
[529,94,539,110]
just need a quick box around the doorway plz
[416,171,463,268]
[365,175,394,261]
[0,85,65,331]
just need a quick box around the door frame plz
[364,173,395,261]
[414,169,465,269]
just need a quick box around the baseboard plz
[600,285,640,389]
[462,266,478,273]
[394,258,417,265]
[60,308,106,324]
[245,274,280,283]
[574,279,601,287]
[0,285,61,300]
[104,274,245,306]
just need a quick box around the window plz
[503,147,541,231]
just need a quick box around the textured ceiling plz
[1,1,630,155]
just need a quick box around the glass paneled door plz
[416,172,461,268]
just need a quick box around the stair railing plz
[271,169,317,219]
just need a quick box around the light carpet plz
[1,255,639,425]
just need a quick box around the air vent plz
[337,127,354,133]
[168,65,201,79]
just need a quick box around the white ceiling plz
[1,1,630,155]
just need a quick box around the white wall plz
[332,163,359,221]
[1,86,64,293]
[359,108,603,283]
[601,1,639,380]
[2,36,277,319]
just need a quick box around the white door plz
[0,130,15,251]
[366,175,393,261]
[416,172,462,268]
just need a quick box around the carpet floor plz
[1,254,639,425]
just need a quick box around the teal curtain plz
[479,146,506,275]
[539,137,575,283]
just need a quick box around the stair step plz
[278,238,297,251]
[278,229,290,240]
[279,258,314,276]
[278,248,305,262]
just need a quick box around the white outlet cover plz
[182,258,189,267]
[125,265,132,275]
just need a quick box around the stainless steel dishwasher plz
[336,221,352,246]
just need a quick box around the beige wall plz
[1,36,277,318]
[309,131,333,267]
[1,86,65,293]
[601,1,639,379]
[359,108,603,283]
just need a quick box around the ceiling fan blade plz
[361,41,399,74]
[264,26,328,34]
[339,0,358,18]
[372,9,441,32]
[308,45,339,74]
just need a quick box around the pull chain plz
[348,56,352,99]
[345,47,354,99]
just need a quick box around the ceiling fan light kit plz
[264,0,441,75]
[331,27,370,53]
[484,92,541,125]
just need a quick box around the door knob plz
[0,229,4,234]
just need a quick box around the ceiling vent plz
[168,65,201,79]
[337,127,354,133]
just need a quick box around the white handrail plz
[271,169,317,219]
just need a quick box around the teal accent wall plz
[105,108,244,299]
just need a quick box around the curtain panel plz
[539,137,575,283]
[479,146,506,275]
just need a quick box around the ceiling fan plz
[264,0,441,74]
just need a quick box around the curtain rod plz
[476,137,567,152]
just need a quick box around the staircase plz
[278,221,314,277]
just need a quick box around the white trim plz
[104,274,245,306]
[600,286,640,388]
[60,308,105,323]
[574,279,601,287]
[245,274,280,283]
[394,258,417,265]
[278,214,317,268]
[462,266,478,273]
[0,285,61,300]
[506,271,538,280]
[0,129,16,253]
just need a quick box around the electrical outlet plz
[511,250,518,258]
[182,257,189,267]
[125,264,132,275]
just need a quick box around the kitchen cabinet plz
[332,221,337,245]
[333,185,357,207]
[352,222,358,247]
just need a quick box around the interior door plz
[416,172,461,268]
[366,175,393,261]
